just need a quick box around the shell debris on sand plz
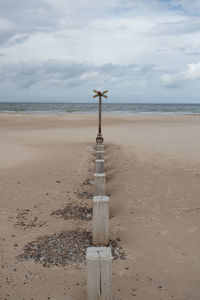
[18,230,126,268]
[74,191,93,199]
[15,209,46,230]
[51,204,93,221]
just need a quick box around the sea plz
[0,102,200,115]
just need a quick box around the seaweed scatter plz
[18,230,126,268]
[74,191,93,199]
[51,204,93,221]
[15,209,46,230]
[110,240,126,261]
[18,230,92,268]
[81,178,92,186]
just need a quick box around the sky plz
[0,0,200,103]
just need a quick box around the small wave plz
[0,102,200,115]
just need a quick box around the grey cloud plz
[138,64,155,75]
[98,63,139,77]
[0,0,128,46]
[150,18,200,35]
[1,0,199,49]
[0,60,156,89]
[171,0,200,15]
[43,61,95,79]
[0,31,14,46]
[98,63,154,77]
[0,0,58,46]
[0,0,56,26]
[1,0,189,47]
[5,34,30,46]
[157,45,200,57]
[0,60,97,88]
[187,51,200,56]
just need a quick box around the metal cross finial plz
[93,89,108,144]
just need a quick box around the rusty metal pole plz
[93,89,108,144]
[99,94,102,135]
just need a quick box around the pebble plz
[15,210,46,230]
[75,191,93,199]
[51,204,93,221]
[18,230,125,267]
[158,286,166,290]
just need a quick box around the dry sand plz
[0,113,200,300]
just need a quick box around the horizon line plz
[0,101,200,105]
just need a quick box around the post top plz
[94,173,106,177]
[93,195,109,202]
[93,89,108,98]
[86,247,112,259]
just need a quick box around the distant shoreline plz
[1,102,200,115]
[1,111,200,116]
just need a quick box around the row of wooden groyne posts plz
[86,142,112,300]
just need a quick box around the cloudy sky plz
[0,0,200,103]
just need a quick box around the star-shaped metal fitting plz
[93,90,108,98]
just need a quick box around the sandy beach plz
[0,113,200,300]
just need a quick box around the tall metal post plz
[93,90,108,144]
[99,94,102,135]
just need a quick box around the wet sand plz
[0,113,200,300]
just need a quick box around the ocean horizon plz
[0,102,200,115]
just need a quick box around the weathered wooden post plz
[93,196,110,245]
[97,144,104,151]
[95,159,105,173]
[96,150,104,160]
[93,90,108,144]
[86,247,112,300]
[94,173,106,195]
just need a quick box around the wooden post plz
[96,150,104,160]
[96,144,104,151]
[94,173,106,195]
[86,247,112,300]
[95,159,105,173]
[93,196,110,246]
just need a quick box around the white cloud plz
[162,62,200,87]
